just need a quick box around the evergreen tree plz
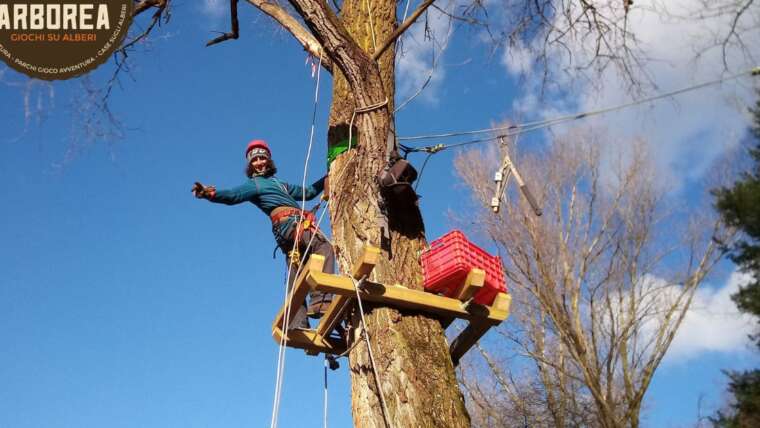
[711,95,760,427]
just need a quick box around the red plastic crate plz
[421,230,507,305]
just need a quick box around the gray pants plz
[281,229,335,329]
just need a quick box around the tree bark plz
[316,0,472,426]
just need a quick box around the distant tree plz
[456,130,732,428]
[710,95,760,428]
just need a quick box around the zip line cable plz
[270,54,323,428]
[398,66,760,151]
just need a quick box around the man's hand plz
[192,182,216,199]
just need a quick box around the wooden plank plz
[272,327,346,355]
[272,255,326,331]
[351,245,381,279]
[491,292,512,314]
[308,272,510,323]
[317,245,381,338]
[456,269,485,301]
[449,320,493,366]
[316,295,352,337]
[448,293,511,366]
[439,269,485,328]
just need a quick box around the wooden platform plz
[271,245,511,365]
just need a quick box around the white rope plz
[272,183,332,426]
[401,0,412,22]
[350,276,393,428]
[323,357,329,428]
[365,0,378,51]
[270,54,323,428]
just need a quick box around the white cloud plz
[201,0,227,18]
[502,0,760,189]
[395,0,459,106]
[665,270,756,362]
[598,270,755,366]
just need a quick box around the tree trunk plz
[324,1,471,426]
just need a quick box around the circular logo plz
[0,0,133,80]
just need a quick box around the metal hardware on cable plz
[491,135,542,216]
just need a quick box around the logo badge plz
[0,1,133,80]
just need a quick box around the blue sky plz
[2,1,759,427]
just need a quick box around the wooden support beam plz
[316,297,352,338]
[272,326,346,355]
[456,269,485,301]
[449,320,493,366]
[308,272,509,323]
[352,245,381,279]
[440,269,486,328]
[317,245,381,338]
[492,292,512,314]
[272,255,325,332]
[270,248,512,363]
[449,293,512,366]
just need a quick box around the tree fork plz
[294,0,473,425]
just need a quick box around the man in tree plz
[712,96,760,427]
[192,139,334,329]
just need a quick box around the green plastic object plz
[327,136,358,167]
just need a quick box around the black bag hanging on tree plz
[376,151,419,205]
[374,127,423,253]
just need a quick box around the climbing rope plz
[323,356,329,428]
[365,0,378,51]
[350,276,393,428]
[270,54,323,428]
[272,86,390,427]
[398,66,760,148]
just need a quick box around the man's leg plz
[284,242,310,330]
[303,230,335,318]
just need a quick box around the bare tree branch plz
[206,0,240,47]
[372,0,436,61]
[245,0,333,72]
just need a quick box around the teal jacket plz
[210,175,326,242]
